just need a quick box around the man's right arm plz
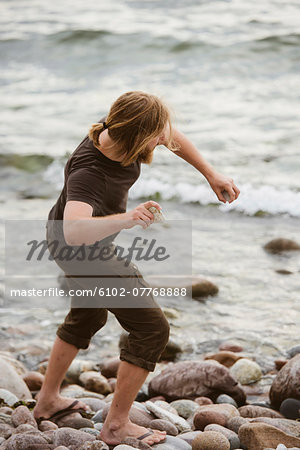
[63,200,161,246]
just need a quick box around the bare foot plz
[33,394,89,421]
[100,420,167,446]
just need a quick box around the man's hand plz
[123,200,162,230]
[207,172,240,203]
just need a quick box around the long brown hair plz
[88,91,178,167]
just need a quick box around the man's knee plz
[57,308,108,350]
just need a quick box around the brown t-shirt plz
[48,118,141,243]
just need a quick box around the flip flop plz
[36,400,93,425]
[137,428,155,441]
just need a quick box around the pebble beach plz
[1,0,300,448]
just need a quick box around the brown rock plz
[53,427,96,448]
[194,397,213,406]
[192,430,230,449]
[79,371,112,395]
[148,360,246,406]
[204,424,240,448]
[275,359,287,370]
[238,422,300,450]
[56,413,94,429]
[23,371,44,391]
[100,357,120,379]
[11,406,37,428]
[149,419,178,435]
[249,416,300,437]
[192,279,219,298]
[239,405,283,419]
[264,238,300,254]
[194,410,227,431]
[219,341,243,353]
[39,420,58,431]
[269,354,300,408]
[204,351,242,368]
[107,378,117,392]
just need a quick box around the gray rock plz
[114,446,137,450]
[230,359,262,385]
[11,424,37,434]
[4,431,51,449]
[287,345,300,359]
[0,424,13,439]
[216,395,238,408]
[53,427,96,448]
[0,412,13,425]
[79,441,109,450]
[79,397,106,412]
[0,390,19,407]
[177,431,202,446]
[169,400,199,419]
[145,401,191,432]
[149,419,178,436]
[226,416,249,434]
[80,427,100,437]
[152,435,192,450]
[0,357,31,400]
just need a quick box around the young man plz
[34,91,240,446]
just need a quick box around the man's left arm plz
[165,127,240,204]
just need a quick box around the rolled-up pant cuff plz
[56,327,90,350]
[119,349,156,372]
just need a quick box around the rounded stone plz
[170,399,199,419]
[193,410,227,431]
[219,342,243,353]
[99,357,120,379]
[39,420,58,431]
[0,357,32,400]
[226,416,249,434]
[216,394,238,408]
[204,424,240,449]
[263,238,300,254]
[230,359,262,385]
[0,389,19,407]
[194,397,213,406]
[11,405,37,428]
[149,419,178,435]
[23,371,45,391]
[79,371,112,395]
[192,430,230,450]
[53,427,96,447]
[269,354,300,409]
